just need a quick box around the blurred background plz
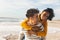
[0,0,60,40]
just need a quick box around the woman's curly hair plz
[42,8,55,21]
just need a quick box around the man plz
[20,8,55,40]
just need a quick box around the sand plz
[46,20,60,40]
[0,20,60,40]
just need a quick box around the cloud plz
[54,8,60,14]
[5,0,35,9]
[53,8,60,20]
[38,0,60,4]
[0,0,60,20]
[0,0,59,11]
[0,0,36,11]
[28,0,60,7]
[0,0,36,18]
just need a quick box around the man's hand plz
[27,26,42,35]
[27,30,36,35]
[31,26,40,32]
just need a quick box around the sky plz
[0,0,60,20]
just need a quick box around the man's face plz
[31,14,38,25]
[41,11,49,21]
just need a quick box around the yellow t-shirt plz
[21,15,47,37]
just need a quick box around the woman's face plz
[41,11,49,21]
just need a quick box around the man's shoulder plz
[20,18,28,26]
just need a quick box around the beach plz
[46,20,60,40]
[0,20,60,40]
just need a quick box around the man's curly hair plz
[26,8,39,18]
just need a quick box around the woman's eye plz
[43,14,46,16]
